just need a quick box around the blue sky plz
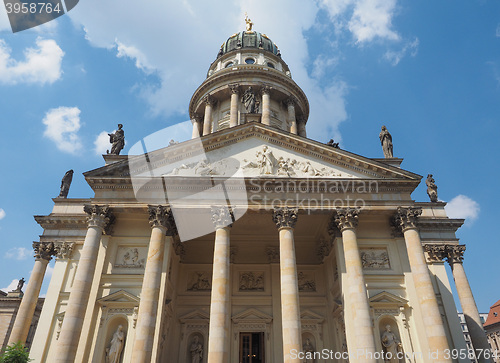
[0,0,498,313]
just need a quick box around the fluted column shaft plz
[447,245,491,362]
[273,208,301,363]
[333,209,376,363]
[208,206,233,363]
[286,98,297,135]
[132,206,176,363]
[56,205,112,363]
[394,207,451,362]
[203,95,215,136]
[297,119,307,138]
[229,84,239,128]
[8,243,54,345]
[261,86,271,126]
[191,117,202,139]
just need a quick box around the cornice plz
[417,217,464,233]
[34,214,87,230]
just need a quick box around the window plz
[245,58,255,64]
[266,62,274,68]
[225,62,234,68]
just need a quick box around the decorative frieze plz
[239,271,264,291]
[392,207,422,233]
[266,246,279,263]
[297,271,316,292]
[272,207,298,229]
[114,247,147,269]
[360,248,391,269]
[187,271,212,291]
[211,205,234,229]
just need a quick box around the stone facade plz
[8,26,488,363]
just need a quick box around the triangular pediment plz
[370,291,408,306]
[232,308,273,323]
[300,310,324,323]
[97,290,140,306]
[85,123,421,183]
[179,309,210,322]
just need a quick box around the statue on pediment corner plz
[426,174,438,202]
[379,125,393,158]
[107,124,125,155]
[58,169,73,198]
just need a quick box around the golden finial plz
[245,12,254,32]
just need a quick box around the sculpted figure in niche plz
[381,325,402,363]
[379,125,393,158]
[106,325,125,363]
[108,124,125,155]
[302,338,315,363]
[189,272,211,291]
[426,174,438,202]
[190,336,203,363]
[242,86,257,113]
[58,169,73,198]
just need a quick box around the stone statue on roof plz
[379,125,393,158]
[245,13,253,32]
[58,169,74,198]
[426,174,438,202]
[107,124,125,155]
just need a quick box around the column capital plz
[272,207,298,230]
[445,244,465,264]
[84,205,114,233]
[260,84,272,95]
[202,94,217,106]
[148,205,177,236]
[332,208,359,231]
[191,114,202,123]
[32,241,56,261]
[423,244,446,263]
[392,206,422,232]
[211,205,234,229]
[228,83,240,94]
[54,242,75,260]
[284,96,297,107]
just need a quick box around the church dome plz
[217,31,280,58]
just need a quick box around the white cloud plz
[0,37,64,85]
[0,208,5,220]
[1,279,19,293]
[115,40,154,73]
[94,131,111,155]
[320,0,400,44]
[445,195,480,224]
[384,37,419,66]
[43,106,83,154]
[5,247,30,260]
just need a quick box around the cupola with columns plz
[189,16,309,138]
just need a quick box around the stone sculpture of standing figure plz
[302,338,315,363]
[15,278,25,292]
[242,87,257,113]
[106,325,125,363]
[381,325,402,363]
[379,125,393,158]
[108,124,125,155]
[58,169,74,198]
[190,336,203,363]
[426,174,438,202]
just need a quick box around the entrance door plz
[239,332,265,363]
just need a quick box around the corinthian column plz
[203,95,216,136]
[207,206,234,363]
[393,207,451,362]
[261,85,272,126]
[8,242,56,345]
[191,115,202,139]
[297,118,307,138]
[285,98,297,135]
[229,84,240,128]
[332,208,376,363]
[132,205,177,363]
[273,207,301,363]
[446,245,491,362]
[56,205,113,363]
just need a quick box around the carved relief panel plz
[114,246,147,269]
[359,248,391,270]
